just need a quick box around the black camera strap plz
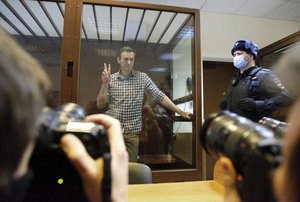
[102,152,111,202]
[102,128,112,202]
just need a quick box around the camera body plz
[259,117,287,139]
[26,103,109,202]
[36,102,108,158]
[200,110,283,176]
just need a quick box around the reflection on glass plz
[79,3,194,170]
[263,41,300,69]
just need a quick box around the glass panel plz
[262,41,300,68]
[0,0,32,35]
[79,4,195,170]
[111,7,127,41]
[137,10,160,42]
[147,11,175,43]
[95,5,111,40]
[25,1,61,37]
[160,13,190,44]
[82,4,98,39]
[124,8,144,41]
[0,0,63,108]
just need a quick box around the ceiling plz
[0,0,194,44]
[124,0,300,22]
[0,0,299,45]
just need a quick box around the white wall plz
[200,12,300,62]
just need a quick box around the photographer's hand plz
[61,114,128,202]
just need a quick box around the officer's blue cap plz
[231,39,259,58]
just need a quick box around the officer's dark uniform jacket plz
[222,65,293,122]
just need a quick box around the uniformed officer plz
[220,39,293,122]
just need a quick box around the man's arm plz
[143,74,192,119]
[255,72,293,112]
[160,96,191,119]
[96,83,109,110]
[238,71,293,113]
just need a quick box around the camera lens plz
[200,110,279,175]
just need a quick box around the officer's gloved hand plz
[220,100,227,110]
[237,98,256,111]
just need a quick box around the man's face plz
[117,51,135,72]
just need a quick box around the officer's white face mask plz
[233,55,247,69]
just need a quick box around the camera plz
[200,110,283,176]
[26,103,109,202]
[36,102,108,158]
[259,117,287,139]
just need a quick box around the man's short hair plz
[119,46,136,57]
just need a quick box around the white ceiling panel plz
[196,0,248,14]
[234,0,284,17]
[116,0,168,5]
[266,1,300,21]
[119,0,300,22]
[164,0,204,9]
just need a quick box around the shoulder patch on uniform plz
[254,69,271,80]
[273,78,285,89]
[261,68,270,72]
